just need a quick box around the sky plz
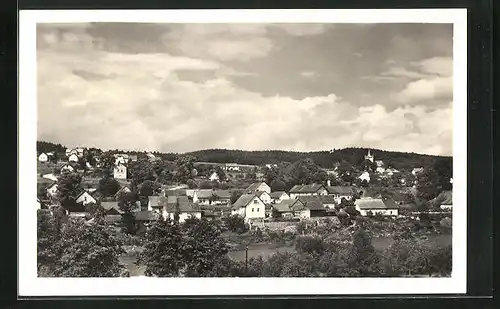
[37,22,453,156]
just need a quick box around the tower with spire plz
[364,149,374,163]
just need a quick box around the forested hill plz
[186,148,450,171]
[37,140,450,172]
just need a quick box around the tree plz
[37,210,59,276]
[99,151,116,173]
[117,190,138,234]
[128,157,155,186]
[225,214,247,234]
[230,190,243,204]
[295,234,325,256]
[52,218,127,277]
[215,166,227,182]
[271,207,281,219]
[138,180,160,197]
[348,228,381,276]
[174,155,196,184]
[85,202,106,224]
[416,167,441,201]
[56,172,83,210]
[138,219,185,277]
[181,217,229,277]
[97,176,120,197]
[337,160,355,184]
[186,179,198,189]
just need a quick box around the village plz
[37,147,452,224]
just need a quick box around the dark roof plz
[289,184,326,194]
[355,198,388,210]
[195,189,231,199]
[273,199,306,212]
[165,201,201,213]
[164,189,187,196]
[270,191,288,199]
[148,196,161,207]
[134,210,160,221]
[245,182,269,192]
[231,194,259,210]
[101,201,122,213]
[296,196,326,211]
[382,198,400,209]
[326,186,353,195]
[166,195,189,205]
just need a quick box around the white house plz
[265,164,277,169]
[355,197,398,216]
[225,163,241,172]
[113,163,127,179]
[60,164,75,173]
[245,182,271,194]
[209,171,219,182]
[289,184,328,199]
[66,148,84,157]
[146,153,156,161]
[269,191,290,204]
[68,153,79,162]
[358,171,371,183]
[412,167,424,176]
[162,200,202,223]
[38,153,49,162]
[193,189,231,205]
[256,191,272,205]
[75,191,97,206]
[231,194,266,221]
[46,183,58,198]
[42,173,58,181]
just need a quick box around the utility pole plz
[245,245,249,276]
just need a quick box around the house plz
[75,191,97,206]
[270,191,290,204]
[146,153,156,161]
[385,168,400,177]
[412,167,424,176]
[42,173,58,181]
[265,164,277,169]
[358,171,371,183]
[46,183,58,198]
[272,199,310,219]
[134,210,161,223]
[326,186,354,204]
[162,200,202,223]
[114,154,128,166]
[245,182,271,194]
[101,201,124,222]
[225,163,240,172]
[147,195,162,212]
[431,191,453,210]
[114,185,132,198]
[38,153,49,162]
[296,196,330,217]
[375,161,385,174]
[113,163,127,179]
[289,184,328,199]
[129,155,138,162]
[68,153,79,162]
[355,197,398,216]
[209,171,219,182]
[60,164,75,173]
[66,148,84,157]
[192,189,231,205]
[255,191,272,205]
[230,194,266,221]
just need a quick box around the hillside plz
[37,141,451,172]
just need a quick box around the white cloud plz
[271,24,328,36]
[300,71,317,78]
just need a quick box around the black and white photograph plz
[19,9,467,296]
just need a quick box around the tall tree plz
[348,228,381,276]
[128,157,155,186]
[416,167,441,201]
[37,210,59,276]
[174,155,196,184]
[138,219,185,277]
[56,172,83,210]
[97,175,120,197]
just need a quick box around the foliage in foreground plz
[37,209,128,277]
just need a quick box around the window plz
[252,208,254,212]
[257,208,259,212]
[253,200,258,204]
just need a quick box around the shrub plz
[295,234,325,256]
[225,215,249,234]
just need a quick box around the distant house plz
[431,191,453,210]
[75,191,97,206]
[114,154,128,166]
[255,191,272,205]
[129,155,138,162]
[296,196,331,217]
[38,153,49,163]
[272,199,310,219]
[66,148,84,158]
[412,167,424,176]
[60,164,75,173]
[265,164,277,169]
[358,171,371,183]
[231,194,266,221]
[134,210,161,223]
[162,200,202,223]
[101,201,124,222]
[147,195,162,212]
[68,153,79,163]
[375,160,385,174]
[326,186,354,204]
[209,171,219,182]
[289,184,328,199]
[193,189,231,205]
[245,182,271,194]
[355,197,398,216]
[42,173,58,181]
[270,191,290,204]
[115,185,132,198]
[113,163,127,180]
[146,153,156,161]
[225,163,241,172]
[46,183,58,198]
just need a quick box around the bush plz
[295,234,325,256]
[225,215,249,234]
[440,217,452,228]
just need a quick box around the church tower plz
[364,149,374,163]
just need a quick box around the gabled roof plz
[231,194,260,210]
[195,189,231,200]
[289,184,326,194]
[75,190,95,200]
[245,182,269,192]
[255,191,270,198]
[273,199,306,212]
[382,198,400,209]
[326,186,353,195]
[296,196,326,211]
[165,201,201,213]
[355,198,388,210]
[101,201,123,213]
[270,191,288,199]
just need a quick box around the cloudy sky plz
[37,23,453,155]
